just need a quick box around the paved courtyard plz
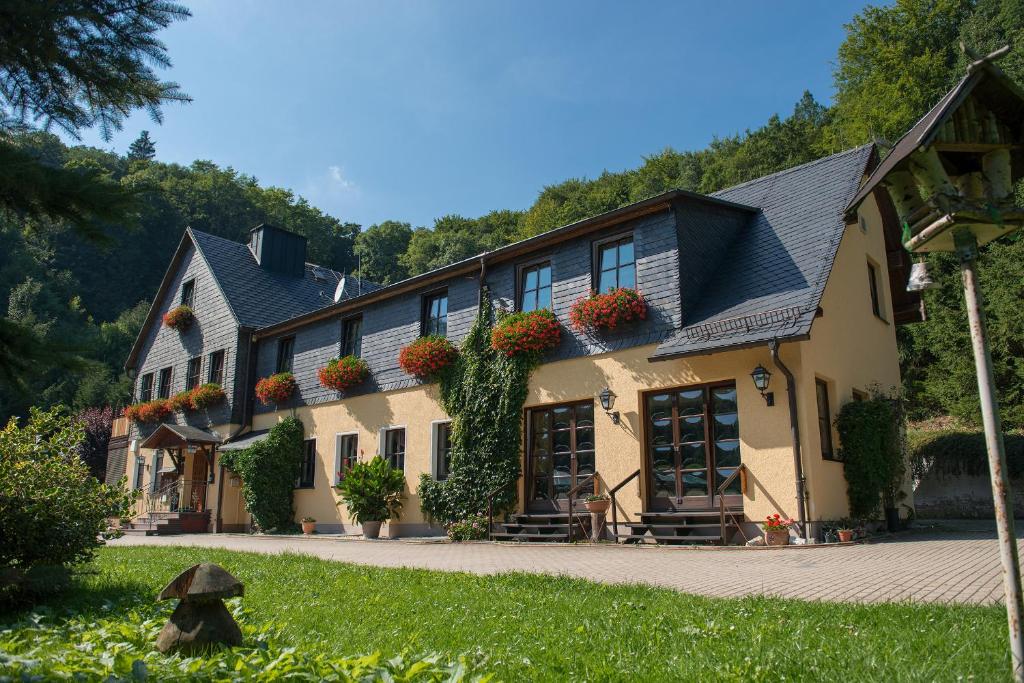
[111,524,1019,605]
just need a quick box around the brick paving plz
[110,525,1019,605]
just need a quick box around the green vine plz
[219,417,305,532]
[418,297,541,526]
[836,391,906,518]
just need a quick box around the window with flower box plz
[139,373,154,402]
[208,350,225,385]
[157,367,172,400]
[422,291,448,337]
[276,336,295,374]
[342,316,362,357]
[186,356,202,391]
[594,235,635,293]
[180,278,195,309]
[519,262,552,312]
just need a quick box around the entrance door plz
[190,449,209,511]
[527,401,595,512]
[645,383,742,510]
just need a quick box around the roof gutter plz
[769,338,809,541]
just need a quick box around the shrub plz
[124,399,172,423]
[189,383,226,409]
[218,417,305,532]
[490,309,561,358]
[75,406,113,480]
[398,336,456,379]
[909,428,1024,479]
[569,288,646,333]
[836,393,906,518]
[162,305,194,331]
[0,408,136,600]
[334,456,406,524]
[255,372,296,405]
[318,355,369,392]
[446,516,488,541]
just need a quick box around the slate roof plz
[650,144,876,360]
[189,229,381,329]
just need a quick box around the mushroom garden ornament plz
[155,562,244,654]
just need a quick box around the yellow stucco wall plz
[795,194,908,522]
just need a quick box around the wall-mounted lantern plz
[750,365,774,406]
[598,387,619,424]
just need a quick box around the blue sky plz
[74,1,873,229]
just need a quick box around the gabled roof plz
[124,228,378,370]
[846,60,1024,217]
[651,144,876,360]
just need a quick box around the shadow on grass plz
[1,567,154,624]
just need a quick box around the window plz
[867,261,883,320]
[423,291,448,337]
[297,439,316,488]
[276,336,295,374]
[180,278,195,309]
[157,367,172,399]
[433,421,453,480]
[335,433,358,483]
[596,235,635,293]
[853,389,869,402]
[208,350,225,385]
[342,316,362,357]
[151,451,164,492]
[186,356,202,391]
[140,373,154,402]
[527,402,596,507]
[133,457,145,491]
[816,379,836,461]
[383,427,406,471]
[519,262,552,312]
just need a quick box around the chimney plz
[247,224,307,277]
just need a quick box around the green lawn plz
[1,545,1012,681]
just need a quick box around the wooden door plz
[526,402,595,512]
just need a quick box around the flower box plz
[170,391,193,413]
[398,336,456,378]
[124,399,173,424]
[490,309,561,357]
[189,383,226,409]
[569,288,646,333]
[318,356,369,392]
[162,305,194,332]
[255,372,297,405]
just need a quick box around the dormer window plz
[276,336,295,374]
[422,291,448,337]
[181,279,195,309]
[595,235,635,293]
[519,262,552,312]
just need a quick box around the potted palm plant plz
[334,456,406,539]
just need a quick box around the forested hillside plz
[2,0,1022,429]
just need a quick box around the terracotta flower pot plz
[362,520,383,539]
[301,521,316,535]
[837,530,854,543]
[583,499,610,514]
[764,529,790,546]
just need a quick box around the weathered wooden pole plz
[955,229,1024,681]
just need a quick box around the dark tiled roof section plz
[652,144,875,359]
[189,229,379,329]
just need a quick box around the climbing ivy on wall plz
[418,297,540,527]
[219,416,305,532]
[836,392,906,519]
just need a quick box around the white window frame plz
[334,431,359,485]
[378,425,407,472]
[430,419,452,480]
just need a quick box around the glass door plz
[645,383,741,510]
[527,402,595,512]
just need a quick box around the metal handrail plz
[717,464,748,545]
[565,472,600,542]
[609,468,641,541]
[485,479,516,541]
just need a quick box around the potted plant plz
[569,288,646,333]
[318,355,369,392]
[763,513,793,546]
[583,493,610,542]
[398,336,456,379]
[837,527,854,543]
[255,372,297,405]
[189,383,226,409]
[162,304,194,332]
[490,309,561,358]
[301,516,316,535]
[334,455,406,539]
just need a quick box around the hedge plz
[909,428,1024,480]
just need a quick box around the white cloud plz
[327,165,356,191]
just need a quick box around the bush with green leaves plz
[909,428,1024,480]
[418,297,535,527]
[219,417,304,532]
[0,600,488,681]
[0,408,135,578]
[334,456,406,524]
[836,392,906,519]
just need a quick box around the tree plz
[354,221,414,284]
[127,130,156,161]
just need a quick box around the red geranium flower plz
[318,355,369,392]
[568,288,646,333]
[398,336,456,379]
[255,372,297,405]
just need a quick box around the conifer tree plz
[127,131,156,161]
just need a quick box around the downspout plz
[769,338,809,541]
[477,255,488,309]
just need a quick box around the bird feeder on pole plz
[847,44,1024,682]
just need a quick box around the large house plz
[112,143,921,541]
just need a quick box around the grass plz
[2,545,1013,682]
